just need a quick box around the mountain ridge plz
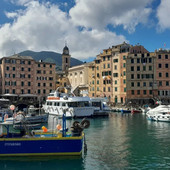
[19,50,84,70]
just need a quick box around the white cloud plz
[70,0,152,33]
[10,0,34,6]
[0,1,126,60]
[157,0,170,31]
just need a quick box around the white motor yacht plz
[43,90,94,118]
[146,105,170,122]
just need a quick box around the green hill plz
[19,50,83,70]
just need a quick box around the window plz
[131,90,134,95]
[113,59,118,63]
[143,66,146,71]
[137,74,140,79]
[131,74,134,79]
[28,61,31,65]
[20,60,25,64]
[165,55,168,59]
[21,67,24,71]
[103,64,105,69]
[123,63,126,68]
[159,81,162,86]
[166,72,169,77]
[12,89,15,94]
[158,64,162,68]
[37,70,41,74]
[124,88,126,92]
[13,74,15,78]
[21,89,24,94]
[158,55,161,59]
[38,83,40,87]
[137,90,140,95]
[131,59,134,63]
[166,81,169,86]
[137,82,140,87]
[149,66,152,71]
[115,87,117,92]
[6,66,9,70]
[107,64,110,68]
[137,66,140,71]
[165,64,169,68]
[21,82,24,86]
[131,82,134,87]
[28,74,31,78]
[159,73,162,77]
[149,58,152,63]
[28,68,31,71]
[149,90,152,95]
[28,82,31,86]
[5,74,10,78]
[137,58,140,63]
[20,74,25,78]
[143,82,146,87]
[143,90,146,95]
[13,67,15,71]
[131,66,134,71]
[149,82,153,87]
[103,56,105,61]
[28,89,31,94]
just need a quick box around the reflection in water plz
[1,113,170,169]
[0,156,83,170]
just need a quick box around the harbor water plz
[1,113,170,169]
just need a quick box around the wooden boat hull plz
[0,135,83,156]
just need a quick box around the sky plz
[0,0,170,62]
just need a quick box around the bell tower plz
[62,44,71,74]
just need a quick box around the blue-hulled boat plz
[121,109,131,114]
[0,110,90,156]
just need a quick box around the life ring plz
[73,121,80,128]
[81,119,90,129]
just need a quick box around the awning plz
[1,94,18,97]
[19,94,38,97]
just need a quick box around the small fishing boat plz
[90,97,110,116]
[0,110,90,156]
[121,108,131,114]
[131,108,142,114]
[5,106,48,125]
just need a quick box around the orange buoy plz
[42,126,48,132]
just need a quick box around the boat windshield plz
[68,101,89,107]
